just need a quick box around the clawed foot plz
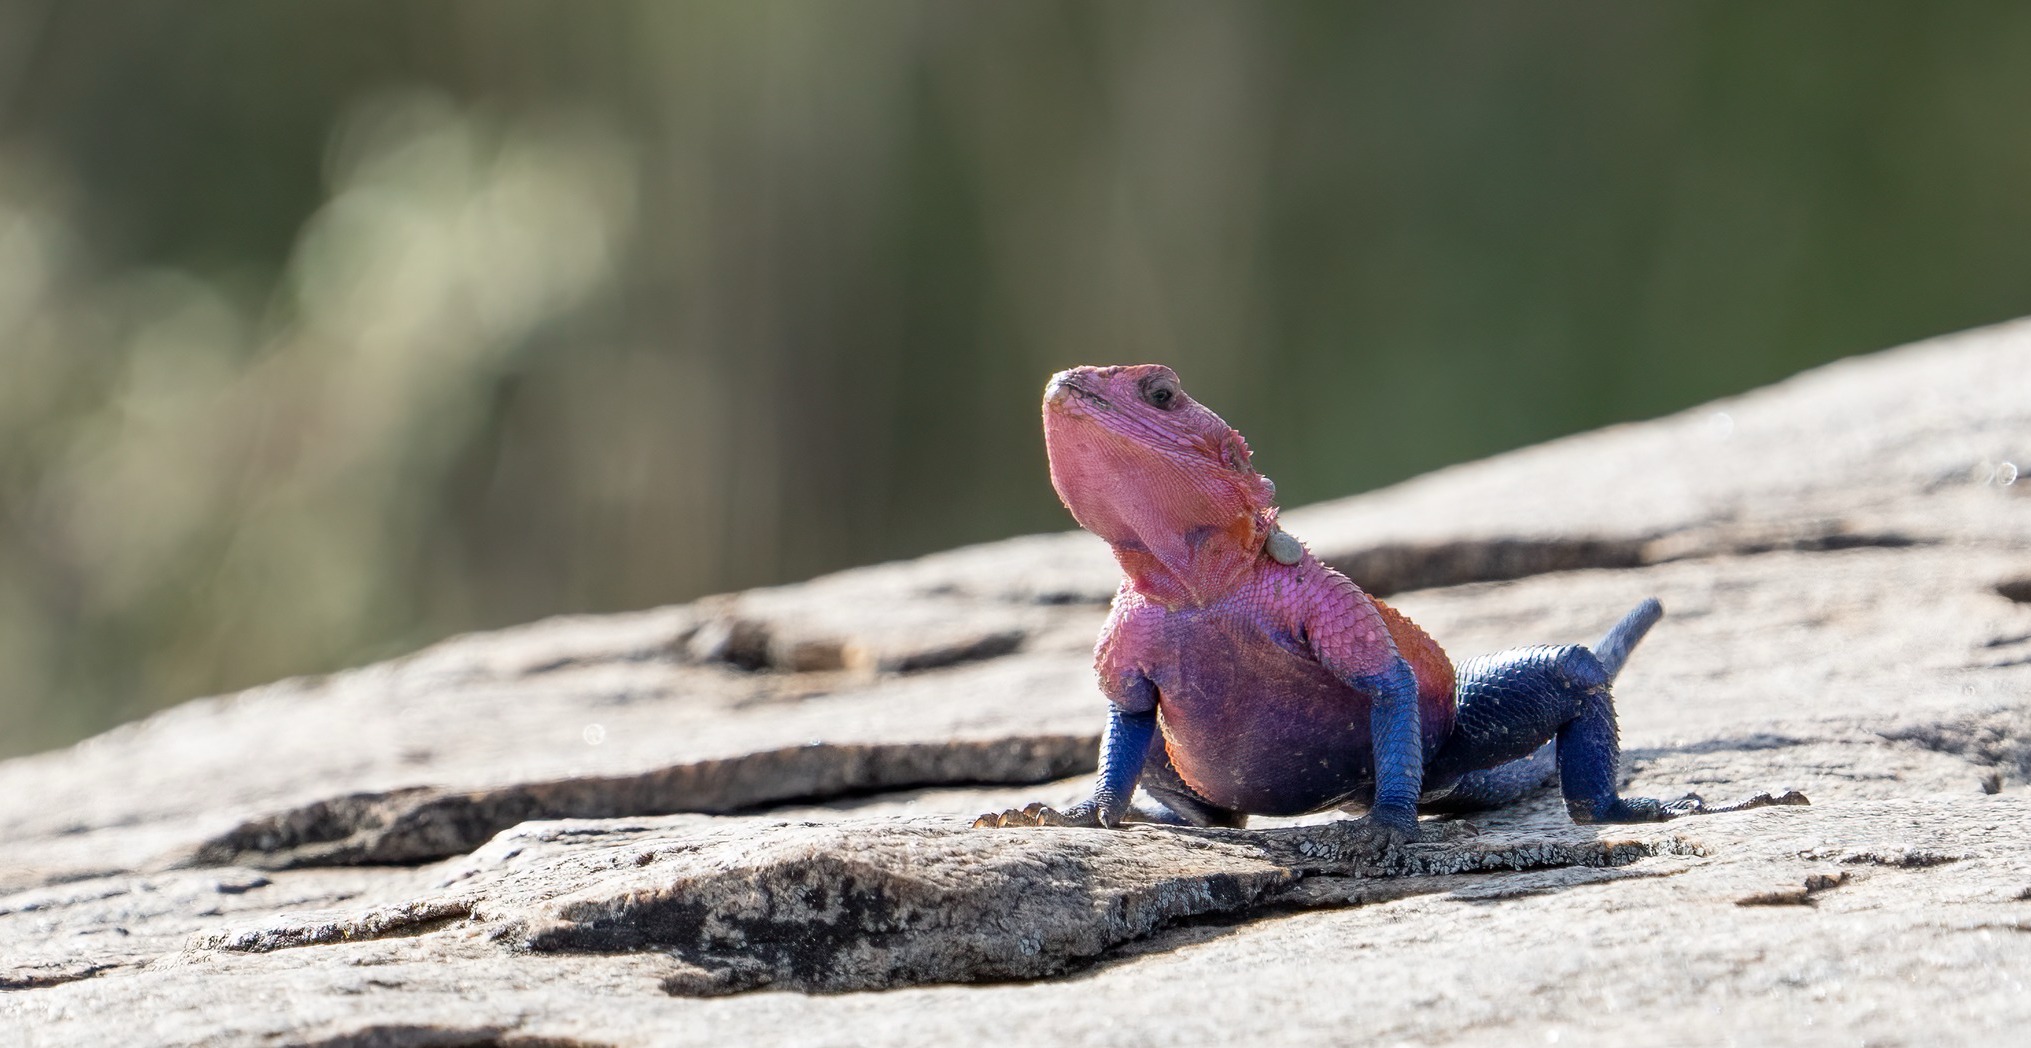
[1575,789,1811,824]
[972,801,1104,829]
[1292,815,1430,861]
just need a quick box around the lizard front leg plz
[1299,573,1429,848]
[1357,660,1425,836]
[975,680,1157,828]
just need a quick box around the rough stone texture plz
[4,319,2030,1046]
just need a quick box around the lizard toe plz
[1662,793,1708,817]
[1679,789,1812,816]
[1301,815,1419,860]
[974,802,1073,828]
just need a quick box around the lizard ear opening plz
[1220,431,1252,473]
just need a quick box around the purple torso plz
[1145,603,1379,815]
[1100,558,1457,818]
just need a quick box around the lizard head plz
[1043,365,1278,599]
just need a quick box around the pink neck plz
[1109,511,1269,608]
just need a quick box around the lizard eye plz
[1141,376,1180,410]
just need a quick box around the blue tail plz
[1591,598,1663,680]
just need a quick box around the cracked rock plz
[190,814,1706,995]
[4,318,2031,1046]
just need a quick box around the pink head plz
[1043,365,1278,601]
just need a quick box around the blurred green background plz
[3,1,2029,757]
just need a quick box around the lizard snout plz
[1045,369,1111,410]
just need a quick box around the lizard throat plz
[1109,509,1272,607]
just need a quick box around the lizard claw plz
[972,801,1104,829]
[1679,789,1811,816]
[971,806,1032,828]
[1302,815,1426,860]
[1662,793,1708,817]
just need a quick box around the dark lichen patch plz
[1996,577,2031,605]
[1736,870,1848,906]
[1839,849,1965,869]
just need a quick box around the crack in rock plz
[1325,537,1649,597]
[289,1026,615,1048]
[0,961,129,990]
[887,630,1027,672]
[197,897,476,953]
[1323,525,1930,597]
[680,590,1047,675]
[183,736,1097,870]
[1736,870,1849,906]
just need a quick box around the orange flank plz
[1372,598,1455,706]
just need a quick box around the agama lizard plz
[977,364,1751,846]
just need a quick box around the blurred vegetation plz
[3,2,2031,757]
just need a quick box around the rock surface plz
[4,319,2031,1046]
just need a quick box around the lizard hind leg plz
[1419,741,1555,814]
[1424,608,1696,823]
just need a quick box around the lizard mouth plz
[1045,373,1111,410]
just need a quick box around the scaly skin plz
[976,364,1787,847]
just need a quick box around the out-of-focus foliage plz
[3,2,2030,756]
